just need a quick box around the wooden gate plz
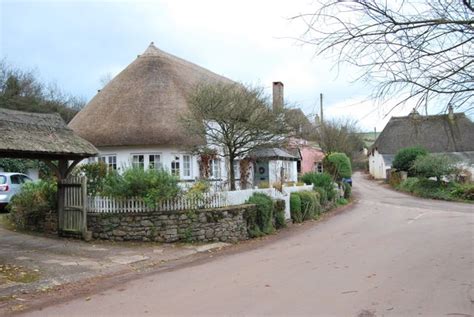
[59,176,87,237]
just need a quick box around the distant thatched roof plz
[373,112,474,154]
[69,43,234,148]
[0,108,98,160]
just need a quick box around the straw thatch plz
[0,108,97,159]
[250,148,298,161]
[373,112,474,154]
[69,43,233,148]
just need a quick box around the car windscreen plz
[0,176,6,184]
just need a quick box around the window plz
[315,162,323,173]
[233,160,240,179]
[99,155,117,170]
[149,154,162,170]
[132,155,145,169]
[183,155,191,177]
[210,159,221,179]
[0,176,6,184]
[87,157,97,164]
[171,156,180,177]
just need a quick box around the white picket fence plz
[88,185,314,220]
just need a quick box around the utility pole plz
[320,93,324,124]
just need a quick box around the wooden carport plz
[0,108,98,236]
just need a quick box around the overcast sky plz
[1,0,424,132]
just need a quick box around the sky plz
[1,0,423,132]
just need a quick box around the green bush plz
[343,182,352,199]
[273,199,286,229]
[412,154,457,182]
[301,172,336,201]
[392,146,428,175]
[397,177,420,192]
[246,193,274,237]
[398,177,466,201]
[297,191,321,220]
[290,193,303,223]
[74,162,108,196]
[451,183,474,201]
[324,153,352,180]
[100,168,180,207]
[315,187,328,206]
[8,180,57,229]
[336,197,348,205]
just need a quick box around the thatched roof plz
[0,108,98,160]
[373,111,474,154]
[69,43,233,148]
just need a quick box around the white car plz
[0,173,33,210]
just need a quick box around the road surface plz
[22,173,473,316]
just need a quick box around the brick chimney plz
[448,105,454,120]
[272,82,284,113]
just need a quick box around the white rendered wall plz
[369,150,389,179]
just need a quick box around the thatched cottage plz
[69,43,297,187]
[369,108,474,179]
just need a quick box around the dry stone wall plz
[87,204,253,243]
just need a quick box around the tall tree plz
[294,0,474,113]
[182,83,286,190]
[0,60,85,122]
[314,118,365,159]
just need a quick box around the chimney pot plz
[448,105,454,120]
[272,82,284,113]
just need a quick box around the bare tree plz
[182,82,287,190]
[293,0,474,114]
[314,118,365,159]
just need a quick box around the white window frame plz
[182,155,192,178]
[210,159,221,179]
[131,154,145,170]
[148,154,163,170]
[171,155,181,177]
[233,160,240,180]
[99,154,117,170]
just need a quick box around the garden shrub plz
[336,197,348,205]
[324,153,352,180]
[246,193,274,236]
[392,146,428,175]
[290,193,303,223]
[343,182,351,199]
[315,187,328,206]
[100,168,180,207]
[74,162,108,196]
[301,172,336,202]
[273,199,286,229]
[412,154,457,182]
[8,180,57,230]
[451,183,474,201]
[297,191,320,220]
[397,177,420,192]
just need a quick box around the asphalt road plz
[22,173,474,317]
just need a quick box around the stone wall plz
[87,204,254,243]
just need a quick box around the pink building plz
[287,138,325,175]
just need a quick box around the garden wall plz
[87,204,254,243]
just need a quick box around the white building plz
[369,109,474,180]
[69,43,297,188]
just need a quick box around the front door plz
[254,161,269,186]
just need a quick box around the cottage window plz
[183,155,191,177]
[132,155,144,170]
[233,160,240,179]
[149,154,162,170]
[171,156,180,177]
[99,155,117,170]
[210,159,221,179]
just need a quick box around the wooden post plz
[57,159,68,235]
[81,176,90,241]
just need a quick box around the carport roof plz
[0,108,98,160]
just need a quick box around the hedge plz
[290,193,303,223]
[246,193,274,237]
